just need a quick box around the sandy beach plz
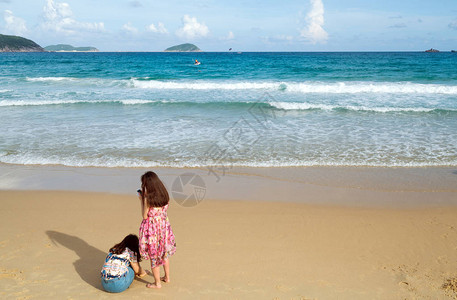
[1,166,457,299]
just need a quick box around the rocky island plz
[164,43,201,52]
[0,34,44,52]
[44,44,99,52]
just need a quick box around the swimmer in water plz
[194,59,200,65]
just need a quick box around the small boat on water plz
[425,48,439,52]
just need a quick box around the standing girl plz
[138,171,177,289]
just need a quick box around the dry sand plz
[1,186,457,299]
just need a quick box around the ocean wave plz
[130,79,279,90]
[0,153,455,168]
[26,77,76,82]
[1,98,455,114]
[267,102,453,113]
[0,99,158,107]
[21,77,457,95]
[285,82,457,94]
[130,79,457,94]
[24,76,127,87]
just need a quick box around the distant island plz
[164,43,201,52]
[44,44,99,52]
[0,34,44,52]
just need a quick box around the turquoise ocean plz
[0,52,456,168]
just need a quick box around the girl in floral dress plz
[138,171,177,289]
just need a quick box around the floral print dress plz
[139,204,176,267]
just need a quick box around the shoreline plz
[1,163,456,208]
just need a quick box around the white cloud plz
[41,0,105,35]
[122,22,138,34]
[220,31,235,40]
[176,15,209,40]
[146,22,168,34]
[3,10,27,36]
[449,19,457,30]
[300,0,328,44]
[276,35,294,41]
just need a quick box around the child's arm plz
[130,261,147,277]
[139,193,143,216]
[141,196,149,220]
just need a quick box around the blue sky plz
[1,0,456,51]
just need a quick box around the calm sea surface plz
[0,52,456,167]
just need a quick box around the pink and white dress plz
[139,204,176,267]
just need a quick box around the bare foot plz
[146,282,162,289]
[160,276,170,283]
[136,271,147,278]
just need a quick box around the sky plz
[0,0,456,51]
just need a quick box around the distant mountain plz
[0,34,44,52]
[44,44,99,52]
[164,43,201,52]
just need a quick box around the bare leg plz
[161,259,170,283]
[146,265,162,289]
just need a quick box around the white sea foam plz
[268,102,444,113]
[285,82,457,94]
[0,100,82,106]
[1,98,454,113]
[0,99,159,107]
[26,77,75,82]
[130,79,279,90]
[130,79,457,94]
[21,77,457,95]
[0,153,455,168]
[0,154,155,168]
[269,102,335,111]
[24,77,126,87]
[118,99,156,105]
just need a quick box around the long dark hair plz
[141,171,169,208]
[109,234,141,262]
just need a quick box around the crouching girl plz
[100,234,146,293]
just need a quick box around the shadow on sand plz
[46,231,107,291]
[452,170,457,175]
